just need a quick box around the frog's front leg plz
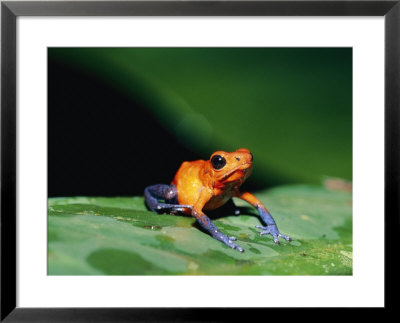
[193,189,244,252]
[144,184,192,213]
[235,191,291,244]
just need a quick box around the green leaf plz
[48,185,352,275]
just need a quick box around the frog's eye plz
[211,155,226,170]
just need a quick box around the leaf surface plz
[48,185,352,275]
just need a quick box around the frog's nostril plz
[235,156,240,161]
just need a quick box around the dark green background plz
[48,48,352,196]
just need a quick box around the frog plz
[144,148,291,252]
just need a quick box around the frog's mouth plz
[218,163,252,183]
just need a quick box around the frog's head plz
[208,148,253,184]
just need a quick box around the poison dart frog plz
[144,148,291,252]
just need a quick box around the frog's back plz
[171,160,207,207]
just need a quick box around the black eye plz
[250,153,254,162]
[211,155,226,170]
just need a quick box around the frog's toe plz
[219,234,244,252]
[227,239,244,252]
[255,225,269,234]
[259,230,280,244]
[279,233,291,241]
[236,245,244,252]
[230,242,244,252]
[256,225,290,244]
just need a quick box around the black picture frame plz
[1,0,398,321]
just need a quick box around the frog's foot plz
[255,225,291,244]
[145,184,192,213]
[213,231,244,252]
[194,210,244,252]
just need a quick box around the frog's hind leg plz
[144,184,192,213]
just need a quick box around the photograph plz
[48,47,352,275]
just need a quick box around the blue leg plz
[256,206,291,244]
[235,191,291,244]
[194,210,244,252]
[144,184,192,213]
[190,190,244,252]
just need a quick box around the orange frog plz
[144,148,291,252]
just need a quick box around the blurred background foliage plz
[48,48,352,197]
